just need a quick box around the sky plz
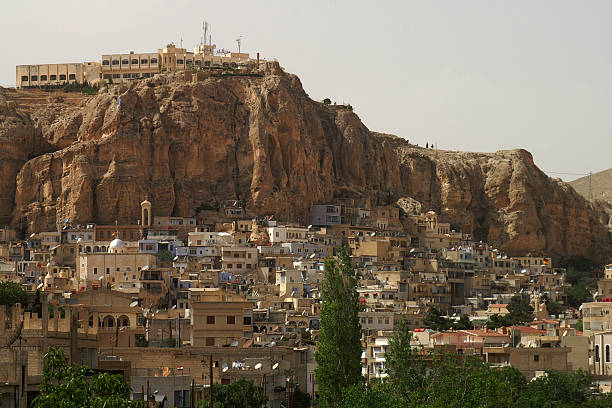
[2,0,610,181]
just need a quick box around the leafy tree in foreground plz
[33,347,141,408]
[0,280,28,308]
[315,247,363,408]
[422,306,451,331]
[200,379,267,408]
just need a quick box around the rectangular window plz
[40,75,47,81]
[177,59,184,64]
[207,316,215,324]
[533,355,539,362]
[69,74,76,80]
[236,264,242,269]
[150,58,158,64]
[227,316,235,324]
[140,59,148,64]
[102,60,110,66]
[31,75,38,81]
[21,76,28,81]
[112,74,120,79]
[112,60,119,65]
[106,268,110,275]
[50,75,57,80]
[131,59,138,64]
[93,267,98,275]
[59,74,66,80]
[243,316,252,325]
[123,74,130,78]
[122,59,129,65]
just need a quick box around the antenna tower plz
[236,36,242,53]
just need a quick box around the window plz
[93,267,98,275]
[69,74,76,80]
[227,316,235,325]
[103,74,112,79]
[140,59,148,64]
[150,58,157,64]
[227,264,233,269]
[123,74,130,78]
[177,59,184,64]
[236,264,242,269]
[31,75,38,81]
[207,316,215,324]
[50,75,57,80]
[122,59,129,65]
[59,74,66,80]
[195,60,202,66]
[21,76,28,81]
[243,316,252,325]
[112,74,120,79]
[606,345,610,363]
[533,355,539,362]
[596,345,601,362]
[206,337,215,346]
[131,59,138,64]
[40,75,47,81]
[187,59,193,64]
[106,268,110,274]
[102,60,110,66]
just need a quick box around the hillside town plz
[0,196,609,407]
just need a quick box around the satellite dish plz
[222,364,229,372]
[310,253,316,258]
[129,301,139,308]
[98,275,104,281]
[172,305,177,309]
[173,256,179,261]
[30,233,35,238]
[272,362,279,370]
[307,225,312,229]
[36,283,43,290]
[268,342,276,347]
[230,340,238,347]
[254,363,262,369]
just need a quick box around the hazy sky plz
[2,0,610,180]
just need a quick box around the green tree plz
[291,389,311,408]
[422,306,451,331]
[0,280,27,308]
[384,317,427,402]
[516,370,594,407]
[541,293,564,316]
[322,98,331,105]
[315,247,363,408]
[201,379,267,408]
[453,314,473,330]
[157,249,173,263]
[506,295,534,325]
[566,282,593,308]
[33,347,141,408]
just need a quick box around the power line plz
[544,170,593,201]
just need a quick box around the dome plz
[109,238,126,249]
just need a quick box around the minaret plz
[141,198,152,228]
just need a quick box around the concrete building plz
[188,288,253,347]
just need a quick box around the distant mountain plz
[570,168,612,232]
[570,168,612,203]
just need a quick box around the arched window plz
[596,345,600,362]
[606,345,610,363]
[89,315,94,328]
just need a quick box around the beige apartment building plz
[17,41,260,87]
[16,62,100,87]
[189,288,253,347]
[582,300,612,334]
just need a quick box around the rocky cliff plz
[1,64,610,262]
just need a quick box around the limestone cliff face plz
[2,65,610,262]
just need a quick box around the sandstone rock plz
[2,64,610,262]
[396,197,423,216]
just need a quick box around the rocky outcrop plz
[1,66,610,262]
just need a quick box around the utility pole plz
[209,354,213,408]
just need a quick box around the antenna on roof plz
[236,36,242,53]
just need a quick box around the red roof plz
[488,304,508,309]
[459,330,510,338]
[510,325,546,334]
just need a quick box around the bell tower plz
[141,198,152,228]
